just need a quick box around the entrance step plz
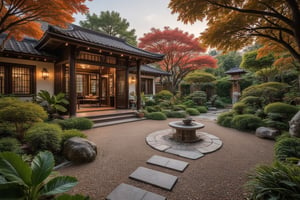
[106,183,166,200]
[83,111,145,128]
[146,155,189,172]
[129,167,178,191]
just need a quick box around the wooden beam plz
[136,60,141,110]
[69,45,77,117]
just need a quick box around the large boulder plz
[255,127,280,140]
[63,137,97,163]
[289,111,300,137]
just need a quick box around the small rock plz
[63,137,97,163]
[255,127,280,140]
[289,111,300,138]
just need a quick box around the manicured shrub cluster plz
[217,111,234,127]
[231,114,263,131]
[264,102,298,121]
[61,129,87,145]
[25,123,62,153]
[196,106,208,113]
[54,117,94,130]
[0,137,22,154]
[185,91,207,106]
[153,90,173,102]
[146,112,167,120]
[186,108,200,116]
[233,102,248,114]
[163,110,187,118]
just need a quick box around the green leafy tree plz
[80,11,137,46]
[241,50,274,73]
[215,51,242,77]
[0,151,78,200]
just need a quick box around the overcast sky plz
[73,0,207,40]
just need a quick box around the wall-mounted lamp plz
[130,76,136,83]
[41,68,49,80]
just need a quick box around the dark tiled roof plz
[44,24,164,60]
[225,67,246,74]
[130,65,170,76]
[0,34,55,58]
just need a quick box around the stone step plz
[93,118,145,128]
[91,114,137,123]
[106,183,166,200]
[129,167,178,191]
[146,155,189,172]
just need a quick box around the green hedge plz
[153,90,173,102]
[196,106,208,113]
[61,129,87,145]
[25,123,62,153]
[217,111,234,127]
[186,108,200,116]
[53,117,94,130]
[163,110,187,118]
[146,112,167,120]
[233,102,248,114]
[231,114,263,131]
[264,102,298,121]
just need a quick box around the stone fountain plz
[168,117,204,143]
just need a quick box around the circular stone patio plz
[146,129,223,160]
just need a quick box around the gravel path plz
[59,118,274,200]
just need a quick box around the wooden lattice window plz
[141,78,153,95]
[0,62,35,96]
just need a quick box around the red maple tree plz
[0,0,90,44]
[139,27,217,93]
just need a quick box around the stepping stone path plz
[106,183,166,200]
[147,155,189,172]
[129,167,178,191]
[106,155,189,200]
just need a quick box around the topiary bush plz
[196,106,208,113]
[185,91,207,106]
[61,129,87,145]
[274,137,300,162]
[153,90,173,102]
[231,114,263,131]
[264,102,298,121]
[164,110,187,118]
[53,117,94,130]
[145,106,161,113]
[217,111,234,127]
[146,112,167,120]
[174,104,187,110]
[214,99,226,108]
[263,119,289,131]
[145,99,156,106]
[0,137,22,154]
[233,102,248,114]
[25,123,62,153]
[159,101,172,109]
[246,161,300,200]
[183,100,196,108]
[186,108,200,116]
[0,98,48,140]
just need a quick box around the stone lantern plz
[225,67,246,104]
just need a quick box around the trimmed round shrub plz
[231,114,263,131]
[61,129,87,145]
[233,102,247,114]
[264,102,298,121]
[159,101,171,109]
[145,106,161,113]
[54,117,93,130]
[183,100,196,108]
[164,111,187,118]
[0,137,22,153]
[196,106,207,113]
[185,91,207,106]
[275,137,300,162]
[174,104,187,110]
[25,123,62,153]
[186,108,200,116]
[146,112,167,120]
[145,99,156,106]
[263,119,289,130]
[154,90,173,102]
[217,111,234,127]
[214,99,225,108]
[241,96,262,108]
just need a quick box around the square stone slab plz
[129,167,178,191]
[106,183,166,200]
[165,148,204,160]
[147,155,189,172]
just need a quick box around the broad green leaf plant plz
[0,151,77,200]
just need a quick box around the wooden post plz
[136,60,141,110]
[69,46,77,117]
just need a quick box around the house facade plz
[0,24,165,116]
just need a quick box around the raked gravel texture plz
[59,118,274,200]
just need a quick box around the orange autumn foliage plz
[0,0,90,41]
